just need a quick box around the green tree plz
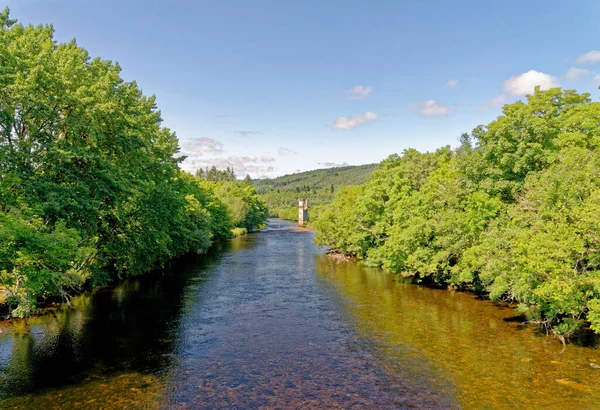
[315,87,600,338]
[0,9,264,316]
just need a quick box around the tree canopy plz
[0,8,267,316]
[315,87,600,339]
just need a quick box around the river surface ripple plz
[0,219,599,409]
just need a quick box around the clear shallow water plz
[0,219,599,409]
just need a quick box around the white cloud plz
[503,70,558,96]
[479,70,561,113]
[444,79,460,88]
[234,130,263,136]
[182,137,224,155]
[345,85,373,100]
[565,67,591,80]
[576,50,600,64]
[594,74,600,86]
[277,147,298,156]
[409,101,453,117]
[421,100,452,116]
[331,112,378,130]
[318,161,349,168]
[477,95,507,112]
[489,95,506,107]
[260,155,275,163]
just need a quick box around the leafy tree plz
[213,181,268,231]
[0,9,266,316]
[196,166,236,182]
[315,87,600,338]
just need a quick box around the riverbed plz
[0,219,599,409]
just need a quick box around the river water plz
[1,219,599,409]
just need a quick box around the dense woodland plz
[254,164,376,220]
[315,87,600,339]
[0,10,267,316]
[3,7,600,343]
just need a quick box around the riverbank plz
[324,250,599,346]
[0,223,262,321]
[313,89,600,339]
[0,221,454,408]
[2,224,600,409]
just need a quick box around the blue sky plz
[7,0,600,178]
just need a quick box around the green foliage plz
[211,181,268,231]
[254,164,377,212]
[195,166,236,182]
[272,206,299,221]
[0,10,266,316]
[270,204,327,225]
[231,227,248,237]
[0,206,94,317]
[314,186,373,255]
[316,87,600,337]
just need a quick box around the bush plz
[231,227,248,237]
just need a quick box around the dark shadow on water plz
[503,315,527,323]
[0,238,256,398]
[568,327,600,348]
[3,223,600,409]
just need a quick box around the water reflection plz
[160,225,452,408]
[0,240,237,408]
[315,256,600,409]
[0,221,456,408]
[1,221,599,409]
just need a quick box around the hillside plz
[254,164,377,219]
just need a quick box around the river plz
[0,219,599,409]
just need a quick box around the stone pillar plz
[298,198,309,227]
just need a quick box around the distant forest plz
[253,164,377,220]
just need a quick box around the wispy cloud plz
[564,67,592,80]
[477,95,506,112]
[490,95,506,108]
[331,112,378,130]
[444,79,459,88]
[503,70,558,96]
[576,50,600,64]
[594,74,600,86]
[318,161,349,168]
[278,147,298,156]
[182,137,224,155]
[260,155,275,163]
[489,95,506,107]
[408,101,453,117]
[345,85,373,100]
[234,130,263,136]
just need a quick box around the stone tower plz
[298,198,309,227]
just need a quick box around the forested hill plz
[254,164,377,212]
